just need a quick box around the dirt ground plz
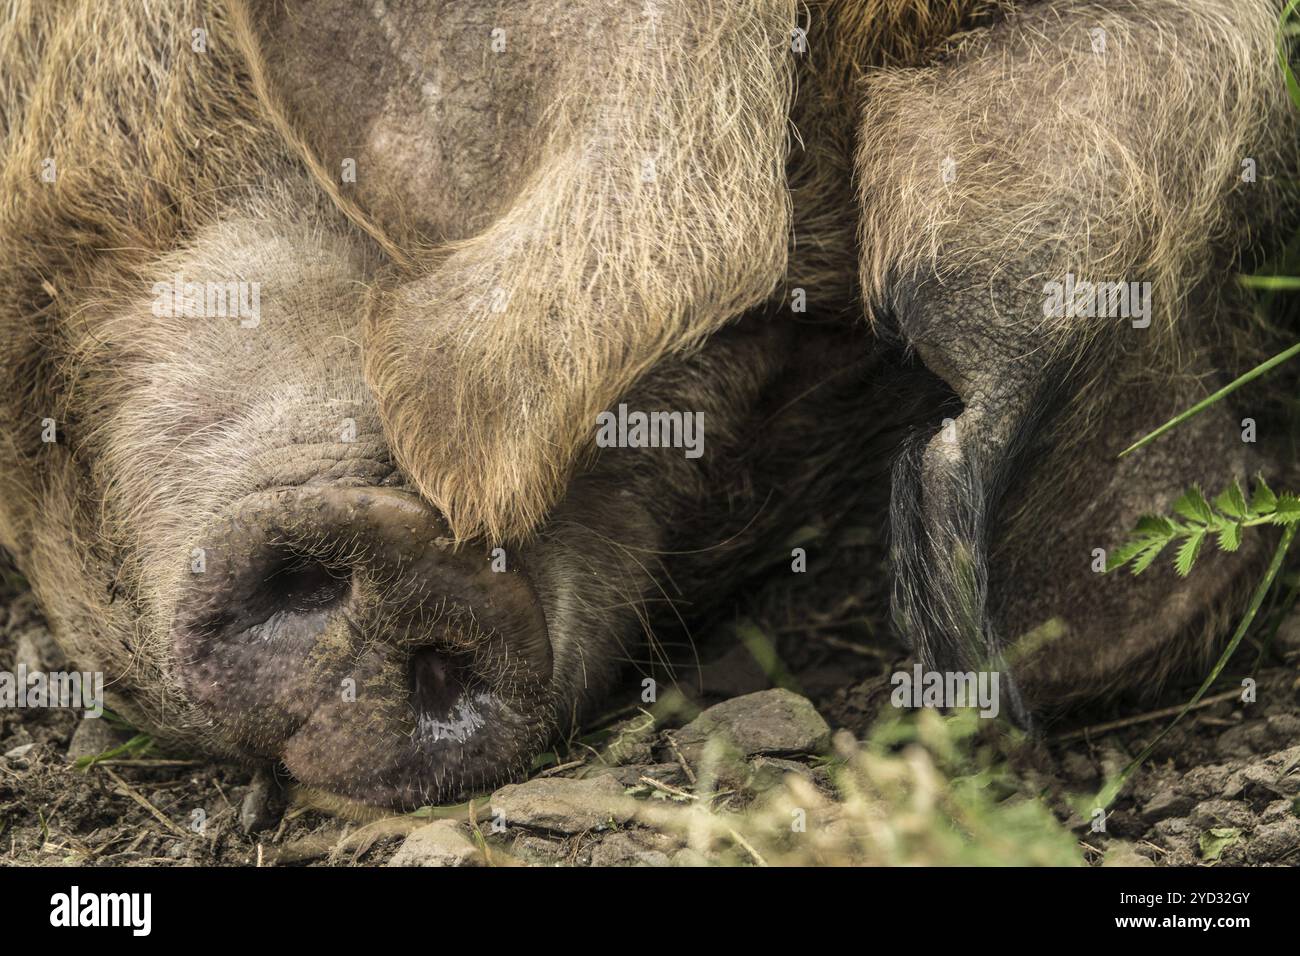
[2,549,1298,866]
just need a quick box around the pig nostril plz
[213,555,352,646]
[262,557,350,614]
[409,647,467,721]
[408,646,489,745]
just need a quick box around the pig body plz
[0,0,1295,805]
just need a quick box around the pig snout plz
[171,485,552,807]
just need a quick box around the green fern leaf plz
[1175,528,1206,576]
[1269,494,1300,524]
[1251,475,1277,514]
[1134,515,1179,538]
[1173,487,1214,525]
[1131,538,1169,575]
[1217,521,1242,552]
[1213,480,1248,519]
[1108,476,1300,576]
[1106,540,1149,571]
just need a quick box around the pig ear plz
[363,264,594,545]
[362,3,795,544]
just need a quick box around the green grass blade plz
[1118,342,1300,459]
[72,733,154,771]
[1238,275,1300,290]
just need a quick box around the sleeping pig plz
[0,0,1295,805]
